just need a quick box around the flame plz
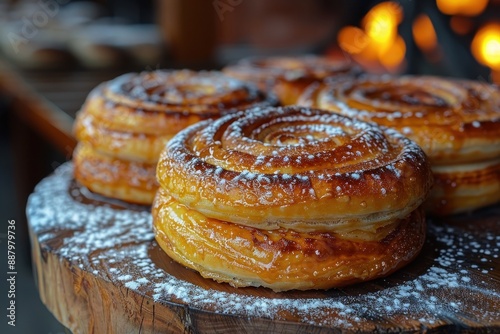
[337,26,369,55]
[436,0,488,16]
[337,1,405,71]
[380,35,406,68]
[472,23,500,70]
[413,14,437,52]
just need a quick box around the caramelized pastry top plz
[153,188,426,290]
[157,106,433,233]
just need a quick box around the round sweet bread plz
[153,106,433,291]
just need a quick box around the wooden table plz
[27,163,500,333]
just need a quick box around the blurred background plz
[0,0,499,332]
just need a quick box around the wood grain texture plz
[28,163,500,333]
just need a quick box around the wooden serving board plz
[28,163,500,333]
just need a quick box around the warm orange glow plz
[380,35,406,68]
[362,2,402,54]
[359,39,383,61]
[472,23,500,70]
[437,0,488,16]
[450,16,474,35]
[337,1,405,71]
[413,14,437,52]
[337,26,369,55]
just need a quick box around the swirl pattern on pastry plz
[74,70,276,204]
[154,106,432,290]
[157,106,432,232]
[299,75,500,164]
[223,55,361,105]
[299,75,500,214]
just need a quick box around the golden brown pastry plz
[223,55,361,105]
[299,75,500,215]
[74,70,276,204]
[153,106,433,291]
[73,143,157,205]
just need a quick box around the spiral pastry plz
[299,76,500,215]
[153,106,433,291]
[223,55,361,105]
[74,70,276,204]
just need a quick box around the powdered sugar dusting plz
[28,163,500,330]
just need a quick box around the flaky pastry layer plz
[425,157,500,215]
[73,143,157,205]
[74,113,171,164]
[73,70,276,203]
[153,188,426,291]
[75,70,277,163]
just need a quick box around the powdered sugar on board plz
[27,163,500,331]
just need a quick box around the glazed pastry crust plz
[154,106,432,290]
[299,76,500,165]
[157,106,433,232]
[73,143,157,205]
[425,158,500,215]
[299,76,500,214]
[75,70,277,162]
[153,188,427,291]
[74,112,170,164]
